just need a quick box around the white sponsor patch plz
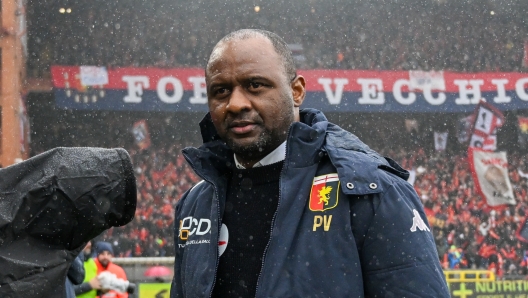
[218,224,229,257]
[179,216,211,240]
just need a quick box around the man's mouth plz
[228,121,257,135]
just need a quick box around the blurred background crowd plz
[27,94,528,278]
[24,0,528,280]
[27,0,528,77]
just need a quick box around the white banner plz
[80,66,109,86]
[457,115,473,143]
[469,101,504,151]
[434,132,448,151]
[51,66,528,113]
[409,70,446,91]
[469,148,515,207]
[132,120,151,150]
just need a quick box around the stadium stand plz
[27,93,528,278]
[27,0,528,77]
[383,148,528,278]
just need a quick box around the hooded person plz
[0,147,137,297]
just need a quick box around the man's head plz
[205,29,306,168]
[95,241,114,267]
[207,30,297,83]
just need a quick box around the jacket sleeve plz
[358,176,450,297]
[67,253,85,285]
[74,282,93,295]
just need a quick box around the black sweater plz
[212,161,283,298]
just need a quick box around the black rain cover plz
[0,147,137,297]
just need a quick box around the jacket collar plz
[197,108,327,145]
[185,109,328,179]
[186,108,408,181]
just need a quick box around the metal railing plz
[112,257,174,285]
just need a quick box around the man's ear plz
[291,75,306,107]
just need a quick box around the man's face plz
[206,36,305,166]
[97,251,113,267]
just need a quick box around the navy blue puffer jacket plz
[171,109,449,298]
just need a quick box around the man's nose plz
[226,86,251,113]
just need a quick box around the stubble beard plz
[227,118,292,163]
[227,127,279,162]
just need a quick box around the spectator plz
[93,242,129,298]
[447,245,465,269]
[74,241,98,298]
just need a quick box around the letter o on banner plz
[393,79,416,105]
[157,77,184,103]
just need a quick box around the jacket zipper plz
[182,154,222,298]
[254,131,291,297]
[208,182,221,298]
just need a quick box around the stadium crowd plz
[26,94,528,278]
[383,147,528,278]
[28,0,528,77]
[101,144,200,258]
[101,121,528,278]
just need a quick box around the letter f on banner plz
[317,78,349,104]
[122,76,149,103]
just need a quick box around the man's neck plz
[234,141,286,169]
[235,157,260,169]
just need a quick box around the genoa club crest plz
[309,173,340,211]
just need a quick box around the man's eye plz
[249,82,263,90]
[214,88,229,95]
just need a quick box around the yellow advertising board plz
[138,283,171,298]
[449,280,528,298]
[139,281,528,297]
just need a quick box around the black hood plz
[0,147,137,297]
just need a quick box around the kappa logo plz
[410,209,430,232]
[309,173,340,211]
[179,216,211,240]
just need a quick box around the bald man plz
[171,29,449,298]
